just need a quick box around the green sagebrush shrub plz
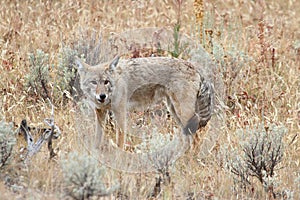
[55,47,81,101]
[0,120,16,169]
[25,47,81,103]
[25,49,51,100]
[225,123,287,198]
[61,152,118,199]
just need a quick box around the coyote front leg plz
[112,111,126,149]
[95,107,126,149]
[95,109,106,148]
[111,100,127,149]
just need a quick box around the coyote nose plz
[99,94,106,100]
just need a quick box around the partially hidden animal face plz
[75,56,120,109]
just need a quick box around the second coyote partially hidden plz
[76,56,214,149]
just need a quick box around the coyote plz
[76,56,214,149]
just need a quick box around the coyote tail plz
[183,80,214,135]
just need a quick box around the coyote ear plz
[74,56,88,73]
[109,55,120,72]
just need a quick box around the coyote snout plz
[97,94,107,103]
[95,82,110,104]
[76,56,214,149]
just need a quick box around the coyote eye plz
[90,81,97,85]
[104,80,110,85]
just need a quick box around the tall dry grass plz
[0,0,299,199]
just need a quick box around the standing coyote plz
[76,56,214,149]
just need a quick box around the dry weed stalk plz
[193,0,204,40]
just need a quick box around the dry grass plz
[0,0,299,199]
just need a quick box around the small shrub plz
[168,23,189,58]
[296,172,300,185]
[134,128,173,153]
[55,47,81,101]
[25,49,51,100]
[61,152,118,199]
[0,120,16,169]
[226,123,287,198]
[169,23,181,58]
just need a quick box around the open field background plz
[0,0,299,199]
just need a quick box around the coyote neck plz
[95,108,108,126]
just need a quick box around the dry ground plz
[0,0,299,199]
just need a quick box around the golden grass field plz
[0,0,299,199]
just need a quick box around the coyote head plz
[75,56,120,109]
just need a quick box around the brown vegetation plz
[0,0,299,199]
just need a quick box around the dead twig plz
[19,99,61,161]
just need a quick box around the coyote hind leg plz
[166,93,199,135]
